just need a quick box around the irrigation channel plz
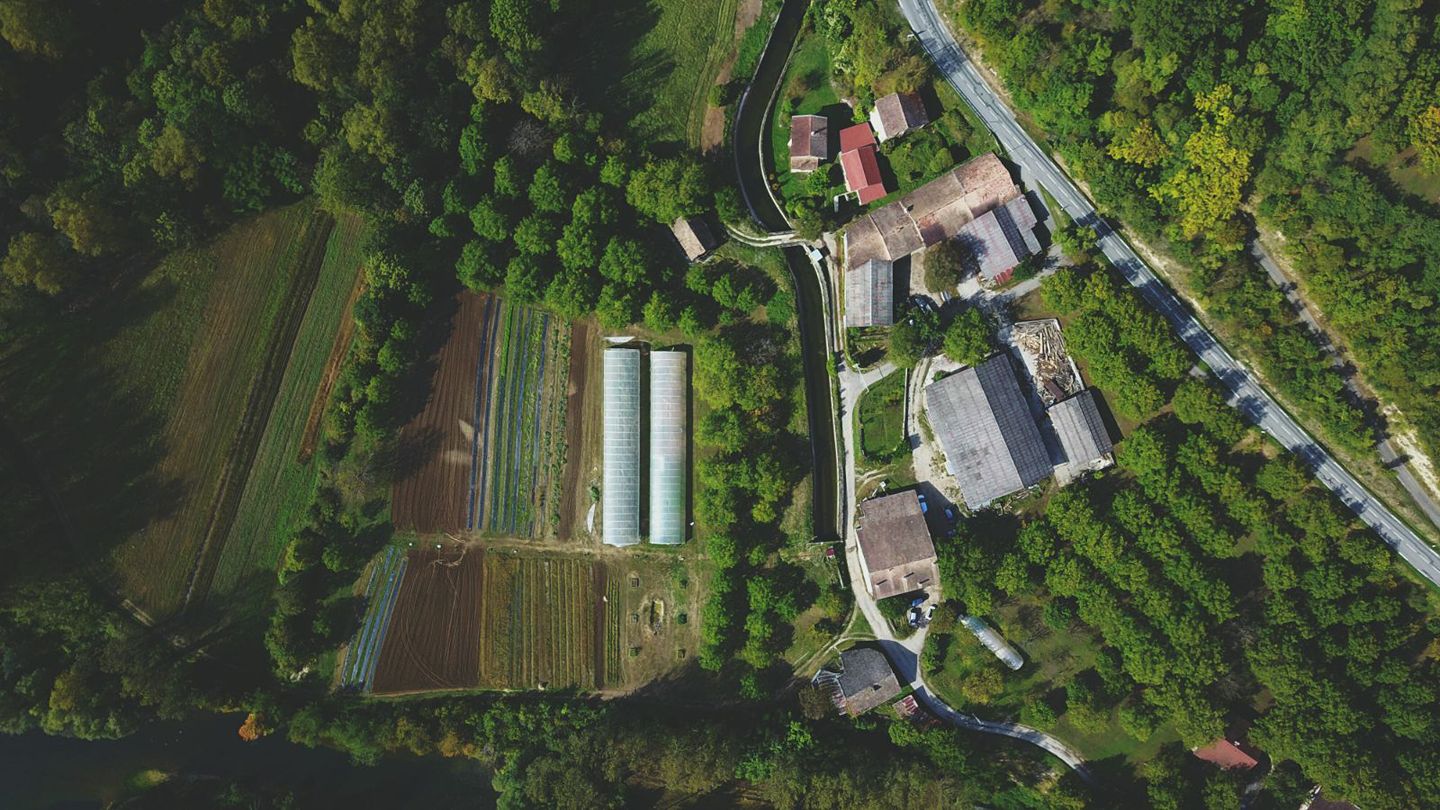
[733,0,840,543]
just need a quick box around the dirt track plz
[557,320,595,539]
[370,545,484,693]
[298,268,366,462]
[391,293,495,533]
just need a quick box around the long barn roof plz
[925,355,1051,508]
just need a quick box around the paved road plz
[899,0,1440,588]
[1249,242,1440,532]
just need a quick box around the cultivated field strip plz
[473,304,566,537]
[339,547,408,691]
[391,294,569,538]
[390,294,493,532]
[476,553,598,690]
[370,546,486,693]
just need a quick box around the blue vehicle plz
[917,492,928,514]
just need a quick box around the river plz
[732,0,841,542]
[0,714,493,808]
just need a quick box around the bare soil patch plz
[557,319,600,540]
[370,545,485,693]
[391,293,496,533]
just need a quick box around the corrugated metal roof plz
[602,349,641,546]
[844,258,894,328]
[925,355,1051,508]
[958,195,1041,282]
[648,351,687,545]
[1048,390,1112,467]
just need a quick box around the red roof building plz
[838,124,887,205]
[1192,739,1260,771]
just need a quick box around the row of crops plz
[338,546,407,691]
[479,554,597,689]
[605,572,623,687]
[466,300,570,538]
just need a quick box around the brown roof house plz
[833,647,901,716]
[843,152,1018,271]
[1191,739,1261,771]
[789,114,829,173]
[870,91,929,142]
[839,124,888,205]
[855,490,938,599]
[671,216,716,262]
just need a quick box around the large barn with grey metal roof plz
[925,354,1051,509]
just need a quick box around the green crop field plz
[209,212,368,605]
[480,553,598,690]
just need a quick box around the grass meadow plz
[209,212,368,604]
[0,198,367,621]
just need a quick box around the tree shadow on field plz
[551,0,666,134]
[0,279,187,594]
[368,426,446,486]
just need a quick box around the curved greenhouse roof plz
[602,348,641,546]
[649,351,688,544]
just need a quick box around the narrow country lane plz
[836,361,1093,781]
[898,0,1440,588]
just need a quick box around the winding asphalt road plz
[898,0,1440,588]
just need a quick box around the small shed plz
[1047,390,1112,468]
[870,91,929,142]
[1192,739,1260,771]
[835,647,901,716]
[671,216,716,262]
[788,114,829,172]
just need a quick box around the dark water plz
[0,714,493,809]
[732,0,841,541]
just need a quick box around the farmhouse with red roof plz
[838,123,887,205]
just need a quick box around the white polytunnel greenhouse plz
[602,348,642,546]
[648,350,688,544]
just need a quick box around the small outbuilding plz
[844,257,894,328]
[835,647,901,716]
[1192,739,1261,771]
[671,216,716,262]
[870,91,929,142]
[788,114,829,172]
[855,490,938,600]
[838,124,888,205]
[1048,390,1113,468]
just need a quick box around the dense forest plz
[952,0,1440,465]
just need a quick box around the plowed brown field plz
[370,546,485,693]
[390,293,497,532]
